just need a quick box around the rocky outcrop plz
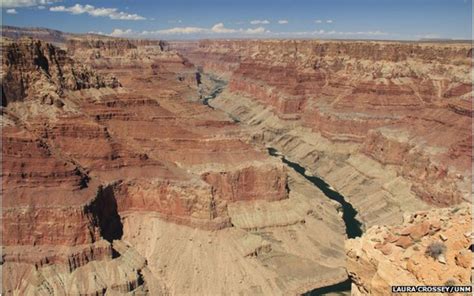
[66,37,182,72]
[121,168,347,295]
[1,125,100,247]
[2,240,161,295]
[346,203,472,295]
[202,164,288,202]
[1,38,119,107]
[113,178,231,230]
[3,240,113,271]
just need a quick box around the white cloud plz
[278,20,288,24]
[6,8,18,14]
[415,33,441,39]
[272,29,389,38]
[2,0,60,7]
[108,25,390,39]
[245,27,266,34]
[211,22,237,33]
[112,23,269,37]
[326,19,333,23]
[88,30,106,35]
[50,4,146,20]
[315,19,322,23]
[250,19,270,25]
[151,26,207,35]
[110,28,133,37]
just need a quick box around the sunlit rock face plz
[346,203,472,296]
[170,39,472,295]
[2,33,348,296]
[2,27,471,295]
[172,39,472,207]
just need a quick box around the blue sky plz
[1,0,472,40]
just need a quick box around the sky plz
[1,0,472,40]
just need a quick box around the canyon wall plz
[2,33,350,295]
[172,39,472,295]
[3,26,471,295]
[1,38,120,107]
[173,39,472,217]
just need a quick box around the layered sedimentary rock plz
[4,26,471,295]
[1,25,111,45]
[3,240,163,295]
[66,38,172,70]
[173,39,472,226]
[2,32,349,295]
[121,168,347,295]
[170,39,473,295]
[1,25,70,44]
[1,37,120,107]
[346,203,472,295]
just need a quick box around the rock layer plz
[3,27,472,295]
[172,39,472,224]
[1,37,119,107]
[2,32,349,295]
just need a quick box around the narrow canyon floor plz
[1,27,472,296]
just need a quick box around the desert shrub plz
[425,241,447,259]
[451,207,460,214]
[444,278,456,286]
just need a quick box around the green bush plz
[425,241,447,259]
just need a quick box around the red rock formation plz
[1,38,119,107]
[7,30,471,295]
[2,37,290,290]
[3,240,112,271]
[172,39,472,206]
[202,164,288,202]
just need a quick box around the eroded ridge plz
[2,32,350,295]
[172,39,472,227]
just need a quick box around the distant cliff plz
[1,38,120,106]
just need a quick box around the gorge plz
[1,27,472,295]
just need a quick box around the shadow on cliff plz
[89,185,124,243]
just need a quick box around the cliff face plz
[5,30,470,295]
[202,164,288,202]
[1,38,290,245]
[66,38,177,71]
[2,35,346,296]
[1,38,120,107]
[173,40,472,207]
[171,39,473,294]
[1,25,69,44]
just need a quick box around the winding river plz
[267,148,363,239]
[201,74,227,108]
[199,73,364,295]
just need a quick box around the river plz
[200,73,363,296]
[267,148,363,239]
[201,74,227,108]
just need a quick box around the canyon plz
[1,27,472,295]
